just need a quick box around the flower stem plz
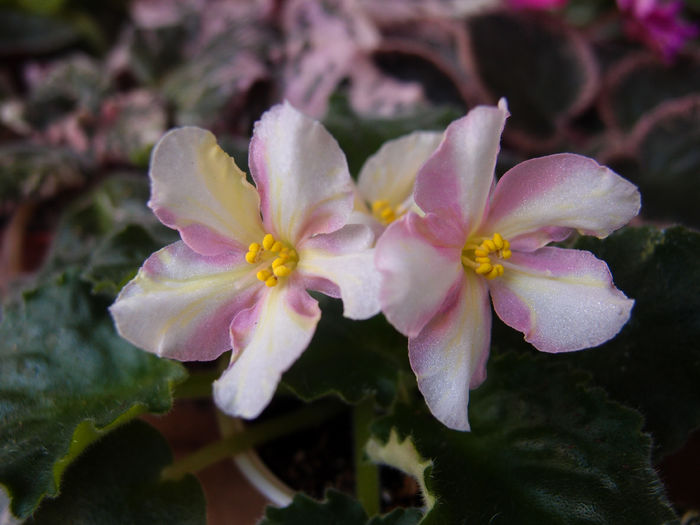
[161,399,344,480]
[353,397,380,517]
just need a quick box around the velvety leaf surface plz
[282,296,410,407]
[26,420,206,525]
[0,9,77,55]
[466,11,595,147]
[629,97,700,228]
[42,174,177,280]
[0,273,186,518]
[602,55,700,132]
[322,95,460,176]
[369,352,676,525]
[260,489,422,525]
[0,143,84,214]
[564,227,700,457]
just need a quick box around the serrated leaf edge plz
[366,429,435,510]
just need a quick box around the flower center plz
[245,233,299,288]
[461,233,512,280]
[371,200,397,225]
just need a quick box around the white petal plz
[409,272,491,431]
[298,224,380,320]
[490,247,634,353]
[109,241,258,361]
[148,127,264,255]
[249,102,354,244]
[213,279,321,419]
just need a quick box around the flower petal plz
[414,100,508,233]
[249,102,354,244]
[490,247,634,353]
[357,131,442,211]
[409,272,491,431]
[297,224,380,320]
[375,213,463,337]
[213,279,321,419]
[109,241,259,361]
[485,153,640,250]
[148,127,265,255]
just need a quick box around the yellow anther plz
[475,256,491,264]
[486,265,503,279]
[372,200,390,213]
[474,248,489,257]
[493,233,504,250]
[245,251,258,264]
[257,269,272,282]
[288,249,298,260]
[503,239,510,250]
[483,239,496,252]
[273,265,292,277]
[262,234,275,250]
[265,276,278,287]
[271,241,283,252]
[475,262,493,275]
[248,242,260,253]
[501,249,512,259]
[272,257,285,269]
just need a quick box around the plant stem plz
[173,370,220,399]
[353,397,380,517]
[161,399,344,480]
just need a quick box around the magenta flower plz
[617,0,699,61]
[375,101,640,431]
[110,103,380,419]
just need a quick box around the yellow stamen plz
[273,265,291,277]
[461,232,511,280]
[247,232,300,287]
[262,234,275,250]
[371,199,398,225]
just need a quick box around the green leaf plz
[281,296,410,407]
[323,94,460,176]
[260,489,422,525]
[466,12,595,148]
[26,420,206,524]
[0,272,186,519]
[629,96,700,228]
[368,352,677,524]
[564,226,700,457]
[602,55,700,132]
[0,9,77,55]
[83,224,167,297]
[42,174,177,278]
[0,143,84,214]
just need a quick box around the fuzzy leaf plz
[0,9,77,55]
[0,273,186,518]
[601,55,700,132]
[282,296,410,407]
[565,226,700,457]
[26,421,205,525]
[260,489,422,525]
[0,143,84,214]
[368,352,676,524]
[466,11,595,148]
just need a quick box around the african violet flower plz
[110,102,380,419]
[352,130,442,233]
[375,100,640,431]
[617,0,699,61]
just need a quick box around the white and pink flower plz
[110,102,380,419]
[375,100,640,431]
